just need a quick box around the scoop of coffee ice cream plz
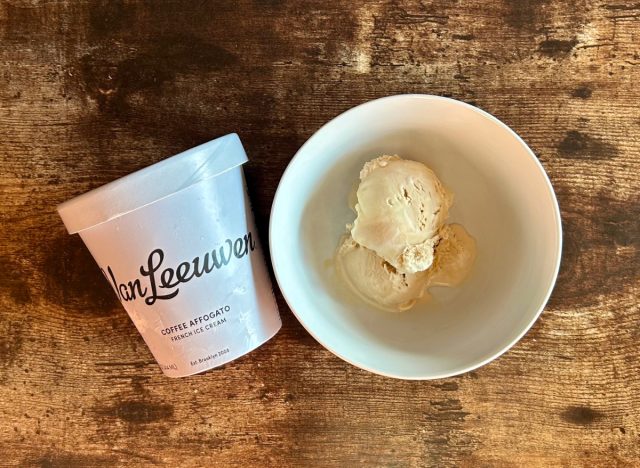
[351,155,452,273]
[335,235,429,312]
[426,224,477,287]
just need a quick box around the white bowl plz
[269,95,562,379]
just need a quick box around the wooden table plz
[1,1,638,466]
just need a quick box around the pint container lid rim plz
[57,133,247,234]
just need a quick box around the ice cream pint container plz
[57,133,281,377]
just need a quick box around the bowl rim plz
[269,94,563,380]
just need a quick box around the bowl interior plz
[270,95,561,379]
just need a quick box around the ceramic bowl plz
[270,95,562,379]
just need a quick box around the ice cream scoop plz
[335,235,429,312]
[427,224,477,287]
[351,155,452,273]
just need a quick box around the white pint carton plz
[57,133,281,377]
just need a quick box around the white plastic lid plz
[57,133,248,234]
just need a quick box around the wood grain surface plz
[1,0,639,466]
